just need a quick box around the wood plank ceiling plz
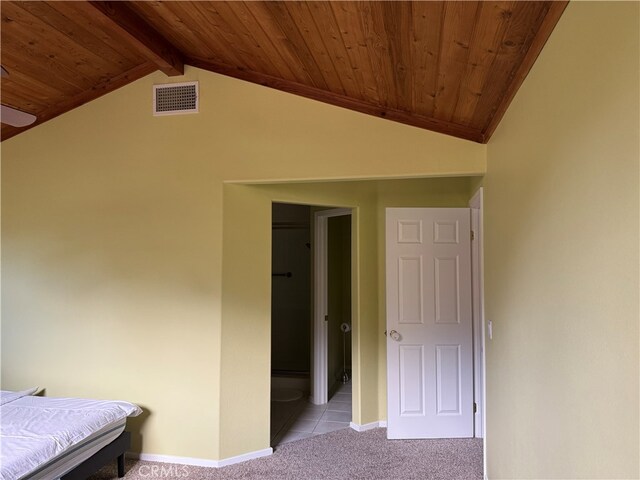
[0,1,568,143]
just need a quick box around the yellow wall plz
[484,2,639,478]
[0,65,485,461]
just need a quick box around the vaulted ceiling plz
[0,1,568,143]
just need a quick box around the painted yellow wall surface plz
[484,2,639,478]
[1,64,485,461]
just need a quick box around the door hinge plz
[471,230,475,241]
[324,315,329,322]
[473,402,477,413]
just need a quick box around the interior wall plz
[0,64,486,461]
[484,2,639,478]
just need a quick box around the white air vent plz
[153,81,198,116]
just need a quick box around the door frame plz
[470,188,485,438]
[469,187,487,472]
[312,208,352,405]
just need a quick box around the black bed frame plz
[60,431,131,480]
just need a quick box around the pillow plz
[0,387,39,406]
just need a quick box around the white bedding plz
[0,393,142,480]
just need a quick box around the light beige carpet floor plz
[89,428,483,480]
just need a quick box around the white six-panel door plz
[386,208,473,439]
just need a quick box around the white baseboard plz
[216,448,273,468]
[127,452,219,468]
[128,447,273,469]
[350,421,387,432]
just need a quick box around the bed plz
[0,389,142,480]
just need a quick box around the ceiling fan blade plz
[1,104,37,127]
[1,66,37,127]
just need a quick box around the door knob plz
[389,330,401,341]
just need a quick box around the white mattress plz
[0,394,142,480]
[22,418,127,480]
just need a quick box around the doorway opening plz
[326,214,352,402]
[270,203,353,447]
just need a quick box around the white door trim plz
[469,187,487,472]
[470,188,484,438]
[312,208,352,405]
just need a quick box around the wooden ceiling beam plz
[78,1,184,77]
[187,56,485,143]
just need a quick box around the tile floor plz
[271,381,352,447]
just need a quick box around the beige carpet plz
[89,428,483,480]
